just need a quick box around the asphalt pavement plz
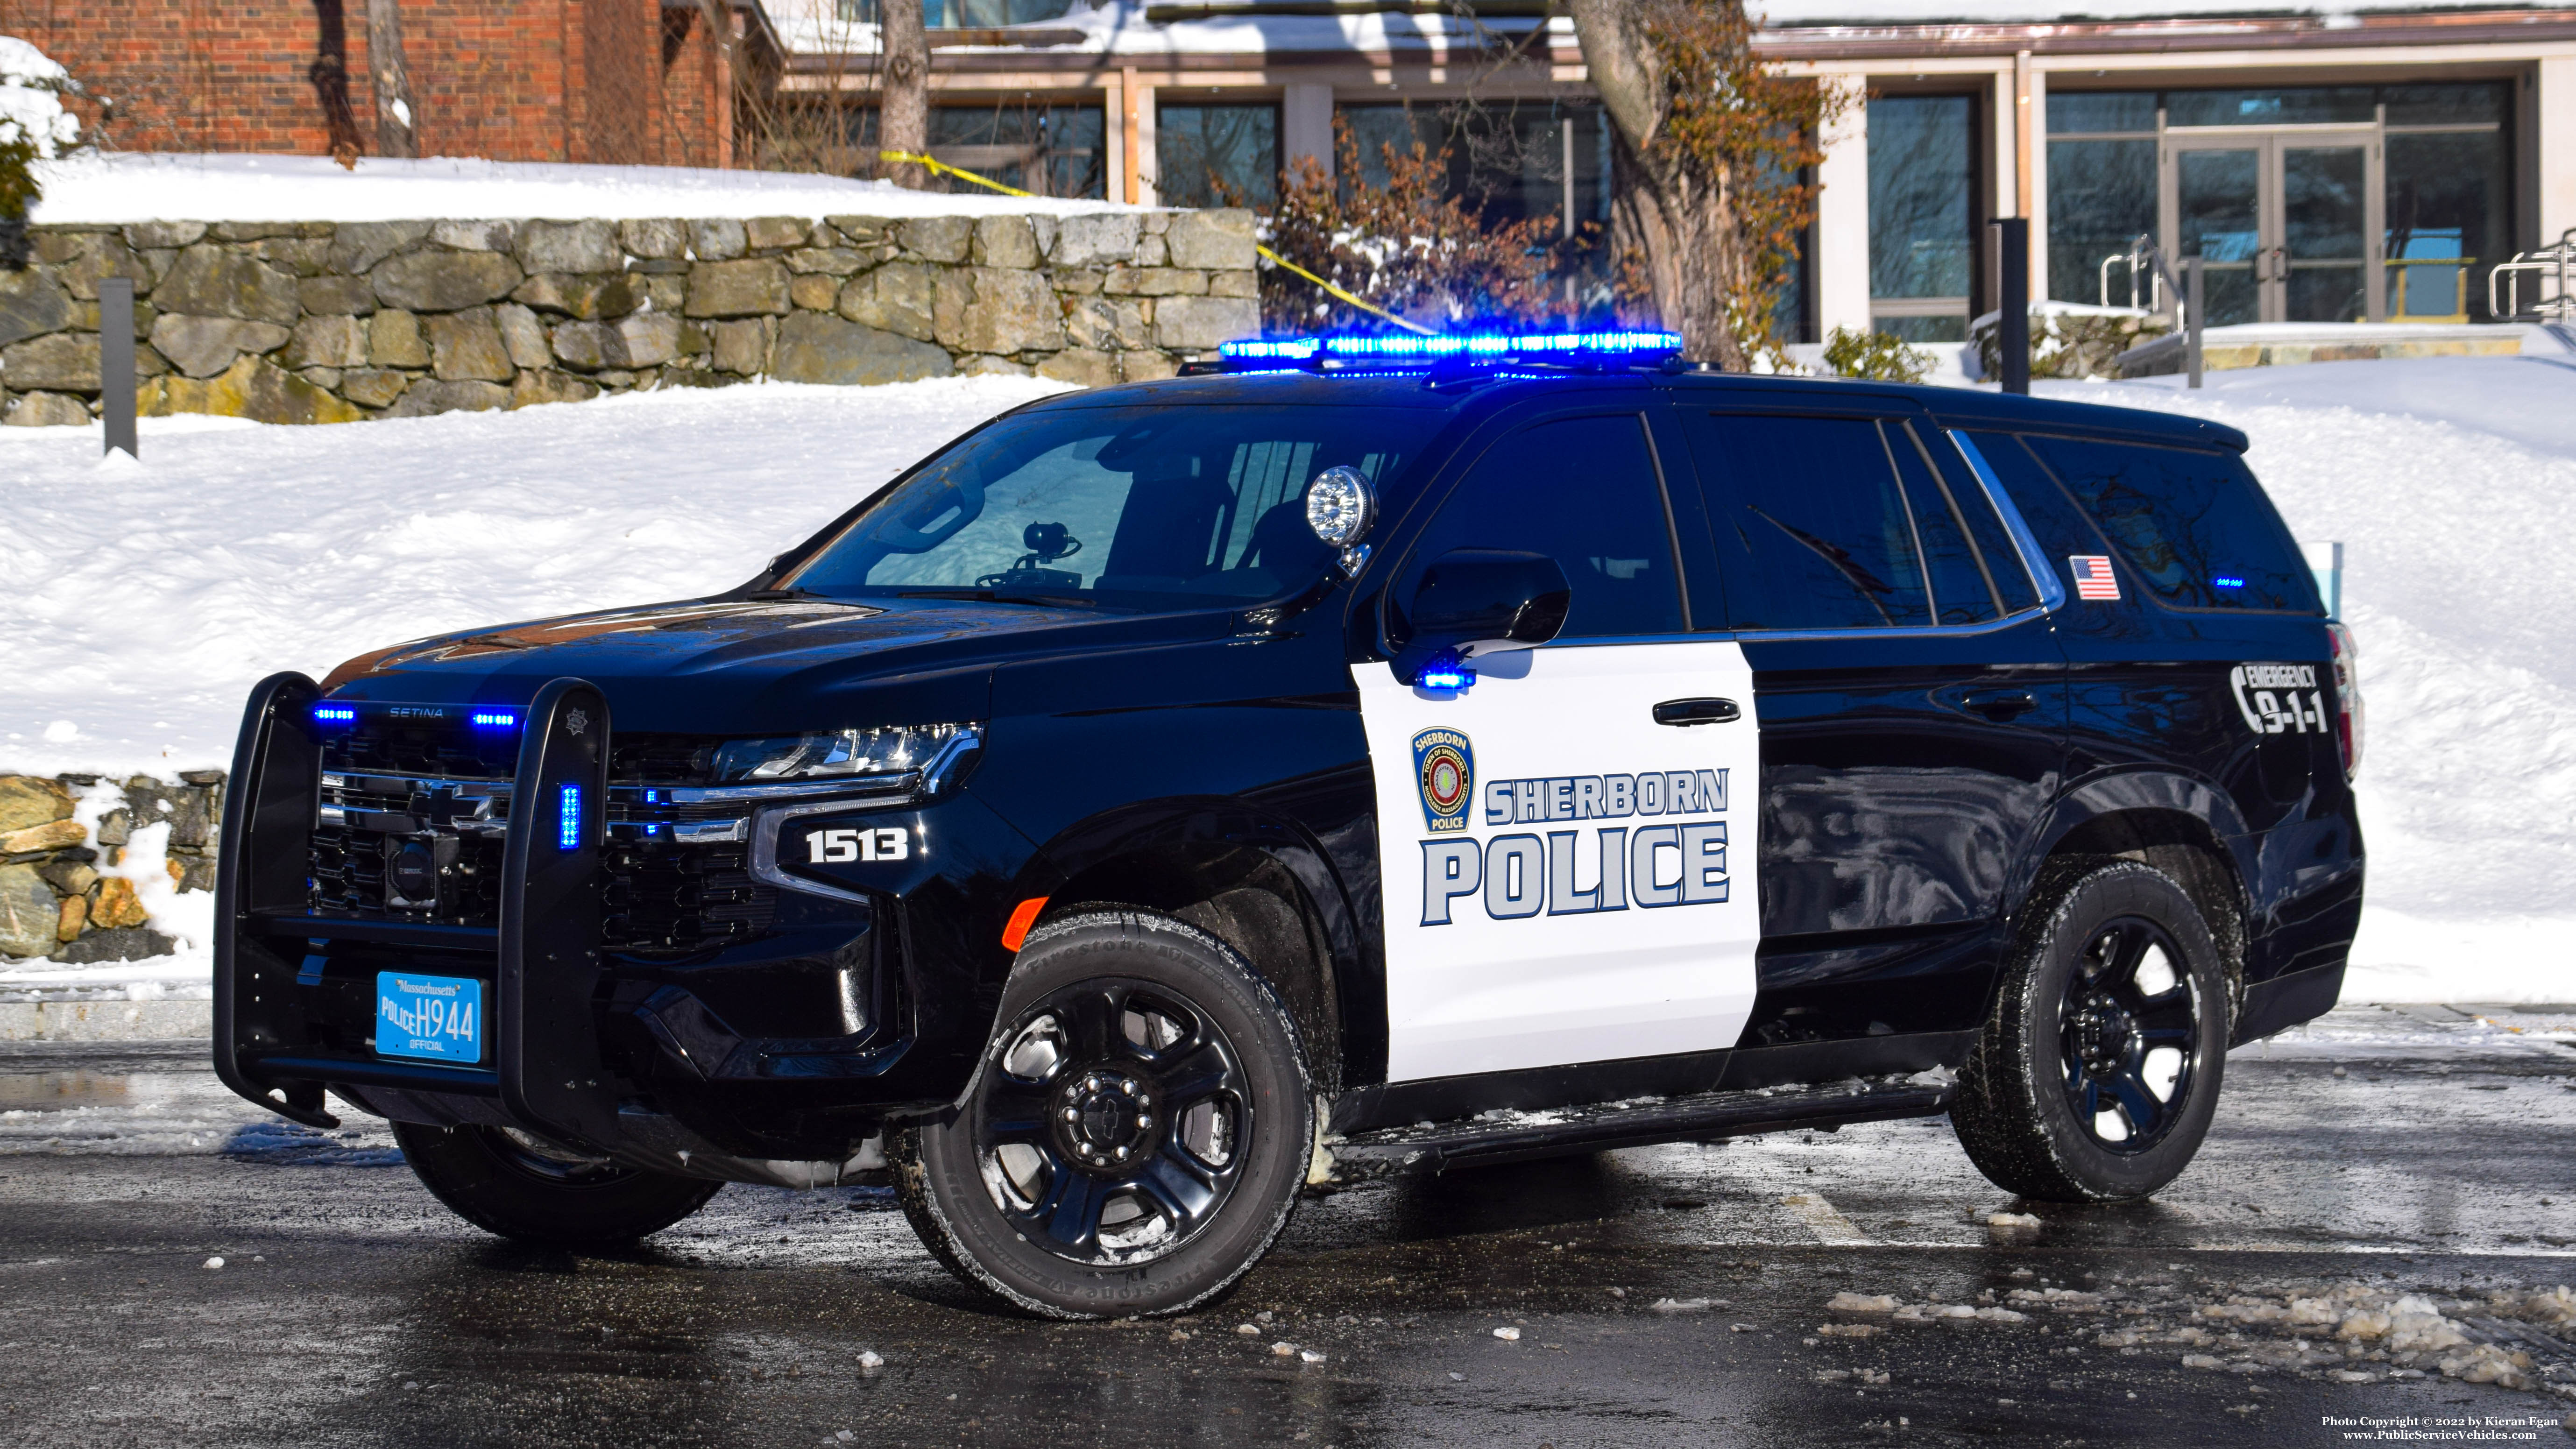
[3,1005,2575,1448]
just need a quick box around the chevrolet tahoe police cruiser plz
[212,329,2363,1318]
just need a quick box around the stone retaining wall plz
[0,209,1260,425]
[0,773,221,963]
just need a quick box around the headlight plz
[712,723,979,785]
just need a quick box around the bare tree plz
[1569,0,1840,368]
[366,0,420,158]
[878,0,929,187]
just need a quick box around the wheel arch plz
[1005,799,1377,1096]
[2020,771,2255,1025]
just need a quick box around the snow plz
[1757,1,2498,22]
[0,34,80,158]
[769,0,1561,57]
[26,153,1148,226]
[4,349,2571,1004]
[0,375,1072,987]
[2049,355,2576,1004]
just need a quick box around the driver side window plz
[1400,413,1685,638]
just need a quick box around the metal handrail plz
[2490,228,2576,324]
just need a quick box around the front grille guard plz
[214,672,620,1150]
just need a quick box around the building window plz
[1336,100,1612,234]
[2044,81,2512,323]
[1157,104,1280,208]
[836,104,1104,198]
[1867,94,1977,343]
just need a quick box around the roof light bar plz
[1217,330,1684,369]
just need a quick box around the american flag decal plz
[2068,555,2121,600]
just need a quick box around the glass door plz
[2165,130,2381,324]
[2173,143,2264,325]
[2280,143,2371,322]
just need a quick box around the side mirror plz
[1390,548,1571,685]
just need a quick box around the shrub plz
[1822,326,1930,384]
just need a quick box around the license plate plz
[375,972,484,1064]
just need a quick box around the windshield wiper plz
[892,588,1097,608]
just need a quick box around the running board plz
[1322,1074,1953,1183]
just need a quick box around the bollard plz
[1994,218,2030,396]
[2185,259,2205,391]
[99,276,138,458]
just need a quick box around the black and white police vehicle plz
[214,329,2363,1318]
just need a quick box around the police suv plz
[213,330,2363,1318]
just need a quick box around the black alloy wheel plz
[1950,859,2232,1202]
[978,980,1253,1264]
[892,910,1313,1319]
[2059,917,2202,1154]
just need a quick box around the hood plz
[322,596,1236,735]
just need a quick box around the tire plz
[1950,859,2231,1202]
[891,909,1315,1320]
[392,1121,722,1247]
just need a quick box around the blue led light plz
[469,710,517,728]
[1218,329,1684,368]
[1419,668,1473,690]
[557,783,583,851]
[311,705,357,724]
[2214,575,2246,588]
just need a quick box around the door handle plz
[1956,688,2038,721]
[1653,697,1741,727]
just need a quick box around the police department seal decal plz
[1411,728,1473,833]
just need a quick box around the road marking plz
[1782,1191,1875,1246]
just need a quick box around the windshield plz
[784,405,1438,608]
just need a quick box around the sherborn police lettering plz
[1422,768,1731,926]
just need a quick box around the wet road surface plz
[4,1006,2576,1448]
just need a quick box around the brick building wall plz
[0,0,742,166]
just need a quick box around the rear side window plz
[1691,415,1930,630]
[2024,436,2320,613]
[1402,413,1684,637]
[1885,425,2000,625]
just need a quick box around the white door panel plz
[1357,640,1762,1082]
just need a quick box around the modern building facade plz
[775,1,2576,339]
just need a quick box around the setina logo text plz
[1420,766,1731,926]
[2230,662,2328,735]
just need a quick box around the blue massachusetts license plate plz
[375,972,484,1064]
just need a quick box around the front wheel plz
[1950,860,2231,1202]
[892,909,1314,1319]
[393,1121,722,1247]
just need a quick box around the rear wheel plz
[892,909,1313,1319]
[1950,860,2230,1202]
[393,1121,721,1247]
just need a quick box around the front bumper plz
[212,672,963,1185]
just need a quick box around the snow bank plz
[0,34,81,158]
[0,373,1069,986]
[2059,355,2576,1004]
[27,153,1147,226]
[2,374,1071,778]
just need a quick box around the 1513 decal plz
[808,826,910,863]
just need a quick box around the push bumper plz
[211,671,921,1186]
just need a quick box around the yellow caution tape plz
[875,150,1435,337]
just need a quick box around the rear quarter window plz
[2022,435,2320,613]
